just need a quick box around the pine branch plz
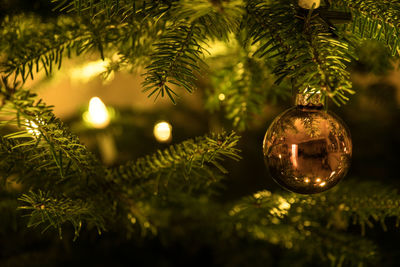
[209,59,268,131]
[0,14,161,83]
[0,16,105,82]
[0,78,242,238]
[0,78,104,185]
[18,190,105,239]
[248,1,355,105]
[336,0,400,28]
[142,0,244,103]
[51,0,172,21]
[335,0,400,56]
[0,79,112,238]
[142,24,206,104]
[109,18,167,72]
[110,131,241,194]
[227,180,400,265]
[108,131,241,233]
[0,136,54,188]
[174,0,244,40]
[206,35,291,131]
[236,180,400,237]
[304,180,400,235]
[0,80,114,240]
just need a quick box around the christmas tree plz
[1,0,400,266]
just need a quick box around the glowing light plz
[25,119,42,137]
[71,59,111,83]
[278,199,291,210]
[25,120,40,136]
[206,40,230,56]
[291,144,298,168]
[298,0,321,9]
[316,178,321,183]
[304,178,310,183]
[329,171,336,178]
[83,97,110,128]
[153,121,172,142]
[319,181,326,187]
[278,154,282,159]
[253,191,271,199]
[218,93,226,101]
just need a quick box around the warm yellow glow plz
[83,97,110,128]
[316,178,321,183]
[153,121,172,142]
[218,93,226,101]
[253,191,271,199]
[71,59,111,83]
[304,178,310,183]
[291,144,298,168]
[25,119,41,136]
[319,181,326,187]
[278,199,291,210]
[298,0,321,9]
[278,154,282,159]
[206,40,230,56]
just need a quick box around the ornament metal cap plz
[295,93,323,109]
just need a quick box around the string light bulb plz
[25,119,41,137]
[83,97,110,128]
[153,121,172,143]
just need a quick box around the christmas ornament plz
[263,93,352,194]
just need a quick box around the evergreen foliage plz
[225,180,400,265]
[0,77,241,238]
[0,0,400,266]
[335,0,400,57]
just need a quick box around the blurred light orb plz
[153,121,172,142]
[71,59,110,83]
[83,97,110,128]
[218,93,226,101]
[25,119,41,137]
[298,0,321,9]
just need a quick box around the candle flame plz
[84,97,110,128]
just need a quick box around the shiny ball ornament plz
[263,94,352,194]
